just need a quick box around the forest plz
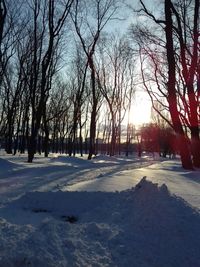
[0,0,199,169]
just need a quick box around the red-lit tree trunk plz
[170,0,200,167]
[164,0,193,169]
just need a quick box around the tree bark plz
[165,0,193,169]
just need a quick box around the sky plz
[67,0,156,126]
[130,91,152,125]
[113,0,155,126]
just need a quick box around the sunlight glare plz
[127,92,152,126]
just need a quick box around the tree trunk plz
[5,112,14,154]
[43,129,49,158]
[190,127,200,168]
[165,0,193,169]
[88,62,97,160]
[88,102,97,159]
[28,134,36,163]
[110,122,116,156]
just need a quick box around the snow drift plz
[0,177,200,267]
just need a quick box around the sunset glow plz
[128,92,152,126]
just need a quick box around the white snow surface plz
[0,152,200,267]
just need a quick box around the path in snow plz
[0,154,157,204]
[0,154,200,267]
[0,154,199,210]
[66,160,200,210]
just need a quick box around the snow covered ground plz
[0,152,200,267]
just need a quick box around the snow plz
[0,153,200,267]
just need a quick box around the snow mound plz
[0,177,200,267]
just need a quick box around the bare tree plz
[170,0,200,167]
[97,36,135,156]
[131,0,199,169]
[71,0,119,159]
[27,0,73,162]
[0,0,28,153]
[68,45,88,156]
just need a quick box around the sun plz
[127,92,152,127]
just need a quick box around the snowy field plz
[0,152,200,267]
